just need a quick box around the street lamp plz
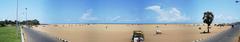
[15,0,19,37]
[25,8,28,27]
[16,0,24,42]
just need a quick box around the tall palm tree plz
[202,11,214,33]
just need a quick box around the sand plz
[31,24,231,42]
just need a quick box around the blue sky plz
[0,0,240,24]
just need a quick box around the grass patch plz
[0,26,21,42]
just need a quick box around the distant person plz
[198,27,201,30]
[105,26,108,30]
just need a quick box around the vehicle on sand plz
[131,30,144,42]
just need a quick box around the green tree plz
[202,11,214,33]
[32,19,40,25]
[0,21,6,27]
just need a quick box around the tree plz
[0,19,40,27]
[32,19,40,25]
[202,11,214,33]
[4,19,15,26]
[22,19,40,25]
[0,21,6,27]
[8,20,15,25]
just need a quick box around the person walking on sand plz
[105,26,108,30]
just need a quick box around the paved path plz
[23,27,59,42]
[199,24,240,42]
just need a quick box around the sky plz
[0,0,240,24]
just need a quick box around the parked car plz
[131,30,144,42]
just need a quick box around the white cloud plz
[79,9,139,22]
[146,5,189,22]
[80,9,98,20]
[118,19,139,22]
[110,16,139,22]
[214,14,239,23]
[111,16,121,21]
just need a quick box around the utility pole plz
[16,0,19,38]
[25,8,28,27]
[16,0,25,42]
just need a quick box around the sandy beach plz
[31,24,231,42]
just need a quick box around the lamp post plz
[25,8,28,27]
[16,0,25,42]
[15,0,19,38]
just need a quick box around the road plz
[23,27,59,42]
[199,24,240,42]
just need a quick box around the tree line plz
[0,19,40,27]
